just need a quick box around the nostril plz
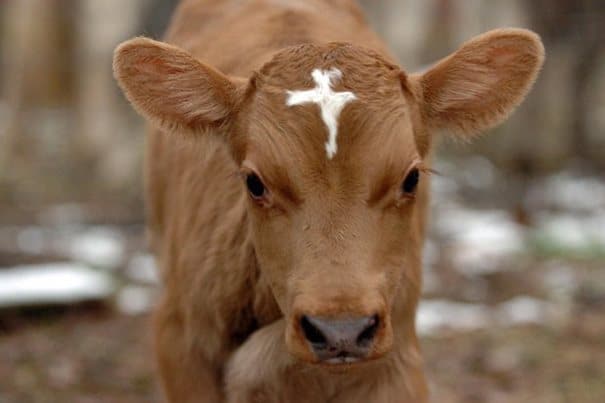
[356,314,380,347]
[300,315,327,346]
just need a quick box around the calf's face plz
[113,29,543,365]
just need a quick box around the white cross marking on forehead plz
[286,68,357,159]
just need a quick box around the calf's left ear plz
[413,28,545,138]
[113,37,242,136]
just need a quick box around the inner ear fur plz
[113,37,242,135]
[414,28,545,137]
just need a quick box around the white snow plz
[434,206,524,275]
[125,253,159,284]
[417,296,557,336]
[526,173,605,213]
[16,226,47,255]
[116,285,155,315]
[496,296,554,326]
[534,212,605,251]
[0,263,114,308]
[63,226,125,269]
[417,299,491,335]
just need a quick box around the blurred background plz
[0,1,603,402]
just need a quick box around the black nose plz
[300,314,380,363]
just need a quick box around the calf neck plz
[113,0,544,402]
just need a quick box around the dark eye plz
[246,173,266,199]
[401,168,420,195]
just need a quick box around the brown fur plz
[112,1,544,402]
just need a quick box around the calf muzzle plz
[299,314,381,364]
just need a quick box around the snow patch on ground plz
[526,173,605,213]
[125,253,159,285]
[533,212,605,252]
[417,299,491,335]
[434,206,524,275]
[63,226,125,269]
[0,263,115,308]
[116,286,155,315]
[417,296,557,336]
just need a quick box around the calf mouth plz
[325,354,363,365]
[313,347,368,366]
[313,350,387,373]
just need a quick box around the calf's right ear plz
[113,37,241,135]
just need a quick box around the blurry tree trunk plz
[0,0,69,182]
[141,0,180,38]
[75,0,150,189]
[523,0,605,170]
[360,0,433,69]
[571,41,602,163]
[0,0,28,178]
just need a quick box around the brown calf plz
[113,1,544,402]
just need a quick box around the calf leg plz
[155,304,224,403]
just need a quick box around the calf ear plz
[113,37,240,135]
[414,28,544,138]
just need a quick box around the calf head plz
[114,29,543,366]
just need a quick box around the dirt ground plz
[1,304,604,403]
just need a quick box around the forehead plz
[241,43,419,188]
[255,42,403,104]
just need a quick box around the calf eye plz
[246,173,266,199]
[401,168,420,195]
